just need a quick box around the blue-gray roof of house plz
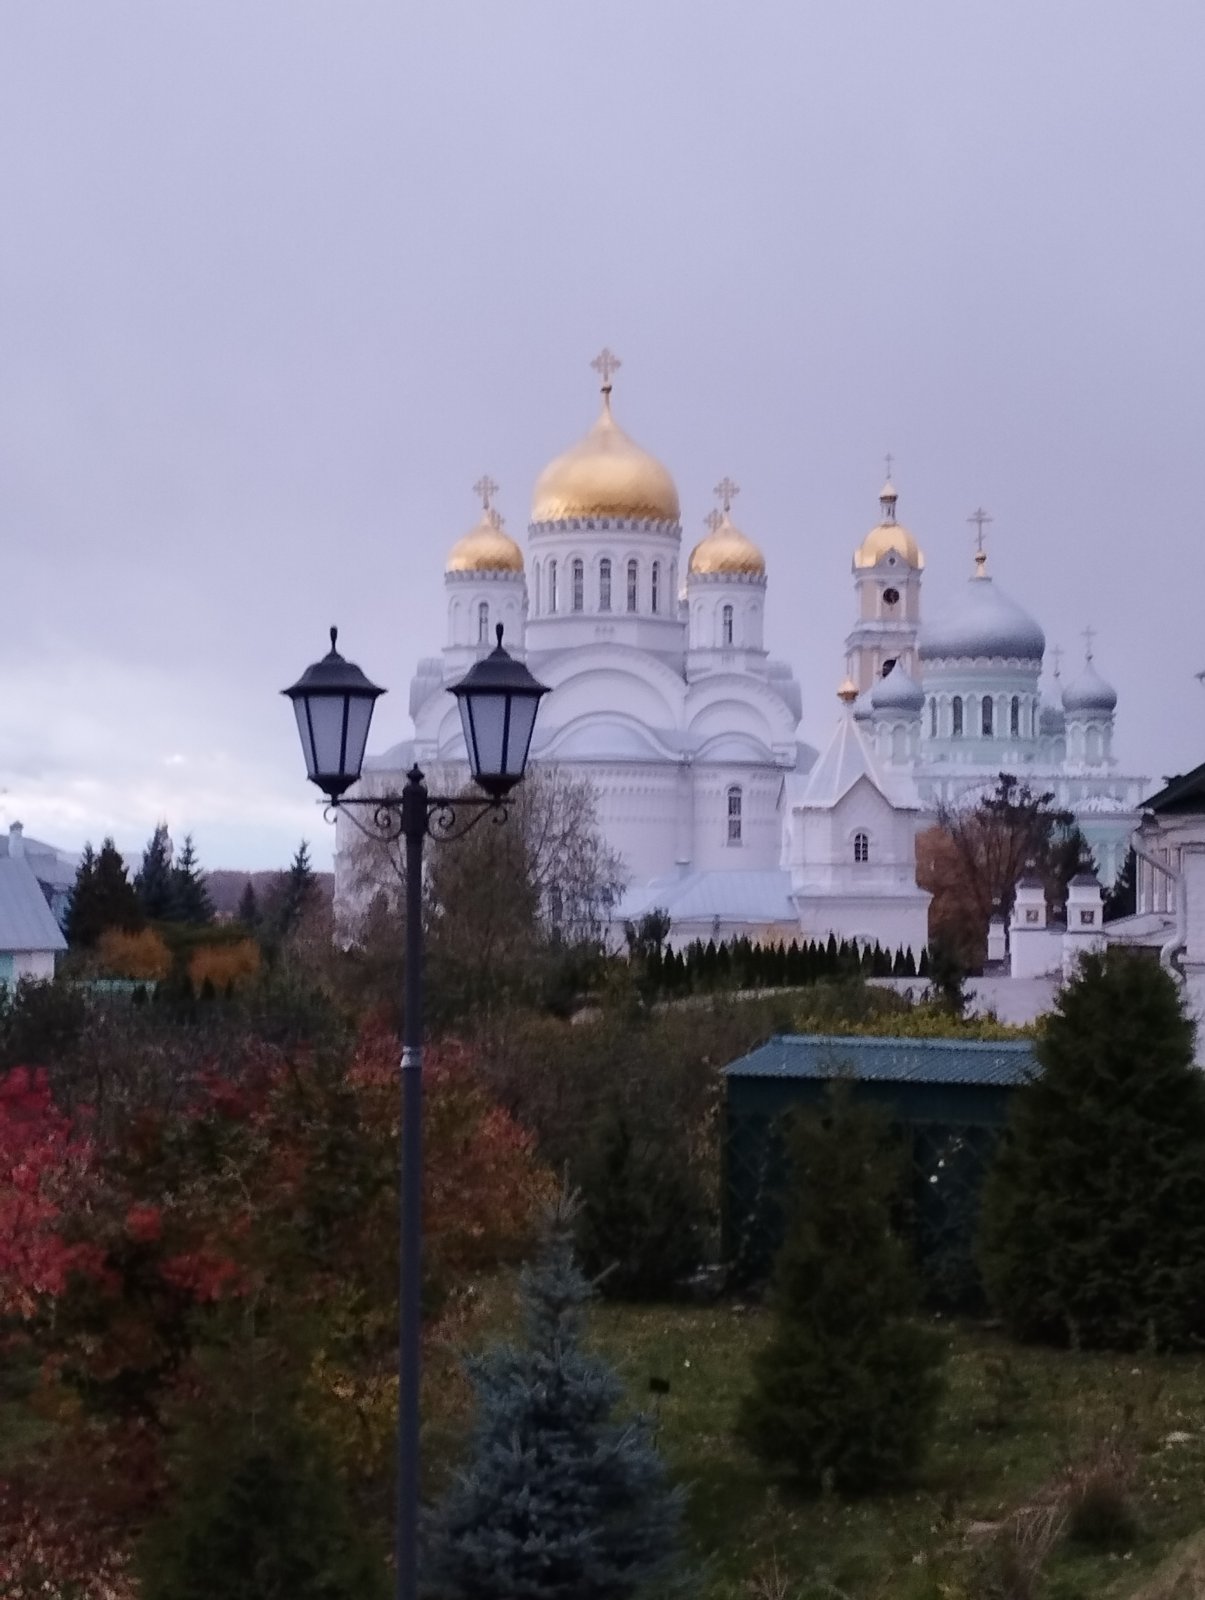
[0,858,68,954]
[724,1033,1038,1087]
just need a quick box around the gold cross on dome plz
[714,477,740,514]
[1082,624,1096,661]
[473,475,499,512]
[704,508,723,534]
[590,348,622,390]
[1051,644,1064,678]
[967,506,993,552]
[884,452,894,481]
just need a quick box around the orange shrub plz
[188,940,261,992]
[97,927,172,981]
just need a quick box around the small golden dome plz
[688,512,766,577]
[855,521,924,570]
[531,391,680,524]
[446,509,525,575]
[838,676,859,703]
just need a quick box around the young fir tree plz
[978,947,1205,1350]
[738,1087,946,1493]
[424,1193,684,1600]
[170,834,213,924]
[237,878,260,929]
[135,822,175,919]
[268,840,318,941]
[66,838,143,947]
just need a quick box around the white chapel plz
[335,354,1143,954]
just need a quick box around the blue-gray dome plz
[870,662,924,714]
[852,687,874,722]
[1062,658,1117,716]
[918,574,1045,663]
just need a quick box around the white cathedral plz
[335,354,1144,952]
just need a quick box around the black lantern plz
[283,627,385,800]
[450,624,549,799]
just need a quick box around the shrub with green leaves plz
[737,1085,946,1492]
[978,947,1205,1350]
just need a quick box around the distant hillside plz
[207,868,334,920]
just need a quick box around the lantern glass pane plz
[306,695,352,782]
[293,699,319,781]
[460,691,506,780]
[502,692,540,777]
[341,693,375,785]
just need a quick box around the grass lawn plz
[586,1302,1205,1600]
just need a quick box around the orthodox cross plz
[473,475,499,513]
[1082,624,1096,661]
[714,477,740,514]
[1051,644,1064,679]
[967,506,993,554]
[704,508,723,534]
[591,348,621,392]
[884,452,894,482]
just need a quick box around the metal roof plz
[724,1032,1038,1087]
[616,869,796,925]
[0,858,68,953]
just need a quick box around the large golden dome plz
[688,511,766,577]
[531,386,680,524]
[446,509,524,575]
[853,481,924,570]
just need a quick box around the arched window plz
[726,785,742,845]
[881,657,897,678]
[952,696,964,738]
[531,562,540,616]
[722,603,734,646]
[651,560,661,614]
[548,559,558,613]
[477,601,489,644]
[572,558,584,612]
[627,559,638,612]
[1010,695,1020,737]
[929,698,938,738]
[982,696,994,737]
[599,557,612,612]
[854,830,870,863]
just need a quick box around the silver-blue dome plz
[870,662,925,714]
[1062,658,1117,715]
[917,574,1045,663]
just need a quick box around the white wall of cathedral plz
[792,894,931,959]
[1064,715,1114,767]
[444,573,527,661]
[846,558,922,691]
[871,717,922,767]
[685,574,767,655]
[524,517,684,657]
[918,659,1042,758]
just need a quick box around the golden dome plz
[446,509,524,575]
[531,390,680,524]
[688,511,766,577]
[854,521,924,570]
[838,676,859,703]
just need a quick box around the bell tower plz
[843,467,924,693]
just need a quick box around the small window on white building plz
[982,697,994,737]
[572,558,584,612]
[651,560,661,614]
[477,601,489,643]
[952,696,964,738]
[627,559,638,612]
[599,557,612,612]
[722,603,734,645]
[726,785,742,845]
[1079,909,1096,926]
[853,830,870,863]
[929,698,938,738]
[548,559,558,613]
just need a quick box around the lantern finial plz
[330,625,338,653]
[495,623,504,648]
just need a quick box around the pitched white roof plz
[0,858,68,954]
[616,869,795,926]
[798,710,922,812]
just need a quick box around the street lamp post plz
[284,623,548,1600]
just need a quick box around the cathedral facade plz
[335,357,1143,952]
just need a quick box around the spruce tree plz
[268,840,318,941]
[136,822,175,920]
[978,947,1205,1350]
[170,834,213,924]
[424,1194,684,1599]
[738,1087,945,1492]
[238,878,260,929]
[67,839,143,946]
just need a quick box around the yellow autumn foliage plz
[188,940,261,991]
[97,927,172,981]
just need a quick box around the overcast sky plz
[1,2,1201,871]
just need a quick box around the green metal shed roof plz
[723,1033,1038,1087]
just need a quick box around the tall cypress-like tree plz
[424,1194,683,1599]
[171,834,213,924]
[738,1087,945,1493]
[135,823,175,920]
[978,947,1205,1350]
[66,838,143,947]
